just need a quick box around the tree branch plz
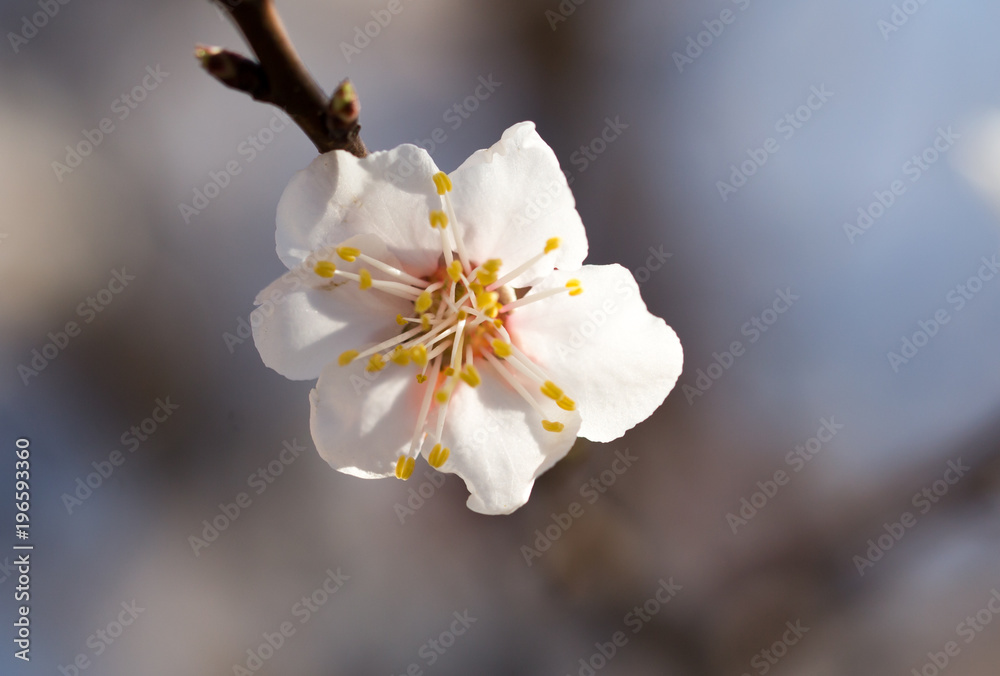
[201,0,367,157]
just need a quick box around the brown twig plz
[200,0,367,157]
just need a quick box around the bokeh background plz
[3,0,1000,674]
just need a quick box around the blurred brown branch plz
[200,0,367,157]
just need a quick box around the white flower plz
[252,122,683,514]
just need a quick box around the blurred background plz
[3,0,1000,674]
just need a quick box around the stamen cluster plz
[308,172,582,480]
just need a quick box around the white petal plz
[275,144,443,276]
[310,361,421,479]
[508,264,683,443]
[251,234,411,380]
[449,122,588,285]
[434,365,581,515]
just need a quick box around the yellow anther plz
[476,290,499,310]
[336,246,360,262]
[545,237,560,254]
[396,313,407,326]
[359,268,373,290]
[460,364,481,387]
[469,282,483,295]
[566,278,583,296]
[428,444,450,468]
[410,344,428,367]
[493,318,504,327]
[542,420,565,433]
[557,395,576,411]
[429,210,449,229]
[390,346,410,366]
[476,269,497,285]
[420,314,432,331]
[432,171,453,194]
[338,350,359,366]
[313,261,336,278]
[447,260,463,282]
[415,291,433,313]
[366,354,385,372]
[395,456,415,480]
[416,374,427,384]
[486,306,499,319]
[444,367,455,377]
[540,380,564,401]
[435,390,449,403]
[492,340,512,358]
[457,310,467,320]
[484,258,502,272]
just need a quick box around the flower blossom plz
[252,122,682,514]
